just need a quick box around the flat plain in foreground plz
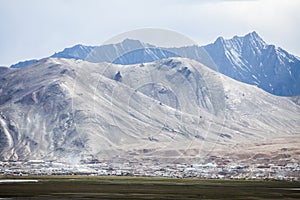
[0,176,300,199]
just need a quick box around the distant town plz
[1,159,299,182]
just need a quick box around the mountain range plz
[1,32,299,163]
[10,31,300,96]
[1,57,300,163]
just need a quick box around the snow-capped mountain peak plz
[244,31,266,44]
[204,32,300,96]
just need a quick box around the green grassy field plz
[0,176,299,199]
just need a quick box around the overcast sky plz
[0,0,299,66]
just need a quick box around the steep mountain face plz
[204,32,300,96]
[1,58,299,162]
